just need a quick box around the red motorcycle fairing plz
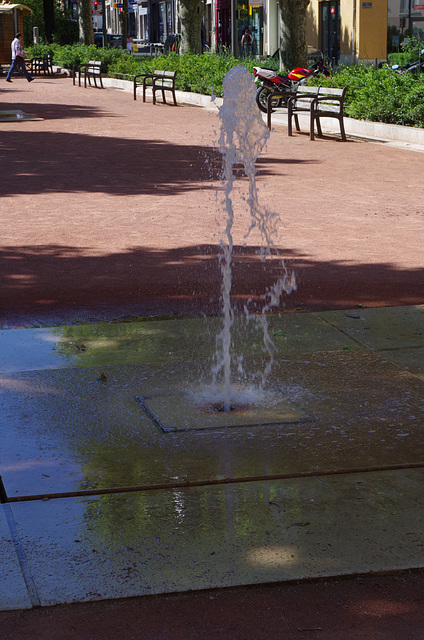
[288,67,312,81]
[253,67,290,86]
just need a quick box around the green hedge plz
[387,51,415,66]
[108,51,257,97]
[26,44,424,128]
[26,42,124,73]
[310,64,424,128]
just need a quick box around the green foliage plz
[109,51,245,97]
[19,43,424,128]
[23,0,78,46]
[388,51,415,66]
[51,43,94,68]
[22,0,44,45]
[308,63,368,106]
[26,43,124,72]
[316,64,424,128]
[53,15,79,45]
[27,42,58,58]
[400,35,422,55]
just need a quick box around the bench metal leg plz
[267,94,273,130]
[339,116,347,141]
[310,109,315,141]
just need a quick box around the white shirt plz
[11,37,25,60]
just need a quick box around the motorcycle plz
[253,57,331,113]
[390,48,424,74]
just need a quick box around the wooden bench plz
[310,86,347,141]
[30,54,53,75]
[75,60,103,89]
[133,69,177,105]
[286,85,321,137]
[267,85,347,141]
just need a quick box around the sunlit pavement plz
[1,306,423,610]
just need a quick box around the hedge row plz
[27,44,424,128]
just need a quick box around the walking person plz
[241,27,253,58]
[6,33,33,83]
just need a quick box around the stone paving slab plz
[7,468,424,608]
[1,347,423,498]
[0,313,360,373]
[319,305,424,351]
[0,506,32,610]
[319,306,424,379]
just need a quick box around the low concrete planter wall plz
[103,76,424,148]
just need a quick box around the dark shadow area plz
[1,243,423,326]
[0,101,113,120]
[0,130,315,197]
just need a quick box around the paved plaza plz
[1,74,424,638]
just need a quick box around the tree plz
[42,0,55,42]
[278,0,310,70]
[121,0,128,49]
[77,0,94,44]
[179,0,203,54]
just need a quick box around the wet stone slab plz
[0,505,32,610]
[319,305,424,352]
[0,313,359,374]
[0,351,423,499]
[136,392,313,432]
[8,468,424,607]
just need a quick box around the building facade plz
[211,0,389,63]
[99,0,424,62]
[387,0,424,50]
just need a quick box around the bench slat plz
[134,69,177,105]
[284,85,346,141]
[311,87,346,141]
[75,60,103,89]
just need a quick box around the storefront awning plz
[0,3,33,14]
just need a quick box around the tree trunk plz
[42,0,55,43]
[78,0,94,44]
[121,0,128,49]
[179,0,203,54]
[278,0,310,70]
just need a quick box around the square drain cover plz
[136,392,312,433]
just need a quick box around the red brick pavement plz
[1,75,423,326]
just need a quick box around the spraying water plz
[207,66,296,412]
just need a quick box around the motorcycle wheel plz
[256,87,284,114]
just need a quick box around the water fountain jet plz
[205,65,296,413]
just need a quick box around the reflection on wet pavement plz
[1,307,423,609]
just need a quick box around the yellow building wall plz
[339,1,353,58]
[305,0,387,63]
[306,1,320,49]
[357,0,387,60]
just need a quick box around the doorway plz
[320,1,340,64]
